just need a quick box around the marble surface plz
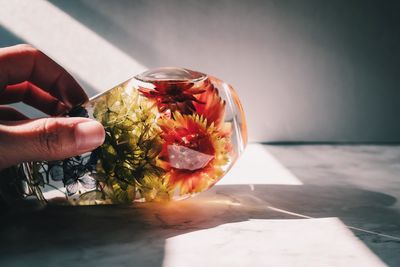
[0,144,399,266]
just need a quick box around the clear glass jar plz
[16,67,247,205]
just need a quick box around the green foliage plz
[93,86,166,203]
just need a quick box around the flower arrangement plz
[20,68,246,205]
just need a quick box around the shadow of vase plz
[0,183,398,266]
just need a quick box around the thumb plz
[0,117,105,170]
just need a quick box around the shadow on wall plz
[0,183,398,266]
[0,25,24,47]
[49,0,160,69]
[0,25,98,117]
[48,0,400,143]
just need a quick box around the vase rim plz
[135,67,207,83]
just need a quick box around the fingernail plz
[75,120,105,152]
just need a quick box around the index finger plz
[0,44,88,108]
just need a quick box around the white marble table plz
[1,144,399,266]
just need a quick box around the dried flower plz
[93,87,165,203]
[193,78,226,129]
[138,81,205,114]
[158,112,231,195]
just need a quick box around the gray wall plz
[1,0,400,143]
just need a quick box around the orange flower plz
[193,77,226,129]
[138,81,205,114]
[158,112,230,195]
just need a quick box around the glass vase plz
[17,67,247,205]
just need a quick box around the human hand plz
[0,44,105,170]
